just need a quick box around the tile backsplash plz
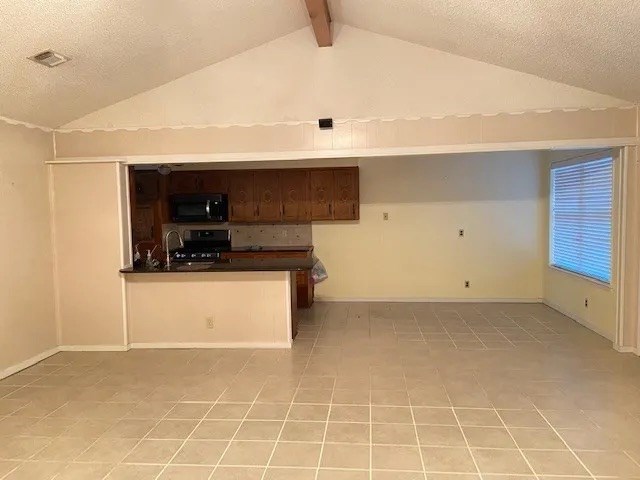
[162,223,312,250]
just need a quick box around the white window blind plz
[550,156,613,283]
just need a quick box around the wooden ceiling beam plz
[304,0,332,47]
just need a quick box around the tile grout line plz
[404,363,428,480]
[494,408,540,479]
[533,406,597,479]
[263,305,324,480]
[448,399,484,479]
[207,381,268,480]
[146,388,227,480]
[312,364,336,480]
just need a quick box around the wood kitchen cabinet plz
[139,166,359,225]
[280,170,310,222]
[129,168,164,257]
[254,171,282,222]
[333,167,360,220]
[168,171,200,194]
[310,170,335,220]
[200,171,228,194]
[134,171,160,203]
[228,171,256,222]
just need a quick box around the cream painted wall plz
[313,152,546,301]
[50,162,127,348]
[63,25,627,130]
[0,121,57,375]
[542,150,618,340]
[126,272,292,347]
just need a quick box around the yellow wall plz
[50,162,128,348]
[313,152,546,300]
[542,150,618,340]
[0,121,57,376]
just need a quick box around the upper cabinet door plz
[254,171,282,222]
[135,171,160,203]
[168,171,200,194]
[280,170,310,222]
[228,171,256,222]
[200,171,228,194]
[333,167,360,220]
[310,170,335,220]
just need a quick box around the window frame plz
[549,152,614,286]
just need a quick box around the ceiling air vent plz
[28,50,70,68]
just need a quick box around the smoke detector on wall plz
[28,50,70,68]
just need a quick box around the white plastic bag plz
[311,255,328,284]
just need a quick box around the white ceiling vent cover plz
[28,50,70,68]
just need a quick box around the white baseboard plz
[128,341,292,349]
[614,344,640,355]
[0,347,60,380]
[542,300,614,341]
[315,296,542,304]
[58,345,130,352]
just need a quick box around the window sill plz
[548,265,612,290]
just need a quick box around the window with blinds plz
[550,156,613,283]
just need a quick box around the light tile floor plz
[1,302,640,479]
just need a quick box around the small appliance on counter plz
[171,229,231,262]
[170,193,228,223]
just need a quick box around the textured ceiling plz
[0,0,308,127]
[330,0,640,103]
[1,0,638,128]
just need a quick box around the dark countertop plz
[229,245,313,252]
[120,257,314,275]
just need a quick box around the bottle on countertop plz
[145,245,159,269]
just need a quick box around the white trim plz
[285,272,293,342]
[46,158,126,165]
[58,345,130,352]
[47,165,62,345]
[129,342,292,349]
[0,347,60,380]
[615,148,627,349]
[55,105,639,133]
[115,164,130,347]
[550,148,613,169]
[0,114,53,132]
[614,345,640,355]
[49,138,638,166]
[542,300,615,341]
[315,296,542,303]
[547,265,612,289]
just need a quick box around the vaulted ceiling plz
[1,0,638,127]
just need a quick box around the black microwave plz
[170,194,229,223]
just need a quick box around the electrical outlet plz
[459,229,465,237]
[464,281,470,288]
[206,317,214,329]
[584,298,588,308]
[383,212,389,221]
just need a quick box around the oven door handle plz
[205,200,211,219]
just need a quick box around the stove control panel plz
[173,252,221,261]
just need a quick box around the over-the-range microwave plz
[170,194,229,223]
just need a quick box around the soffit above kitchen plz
[1,0,639,128]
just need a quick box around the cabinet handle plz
[329,204,332,216]
[352,204,355,216]
[231,206,234,217]
[256,204,260,217]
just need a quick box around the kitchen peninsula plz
[121,256,313,348]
